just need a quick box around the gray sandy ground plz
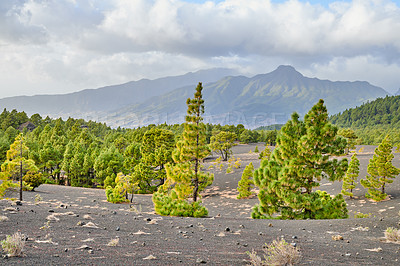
[1,144,400,265]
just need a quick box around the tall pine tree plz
[341,153,360,199]
[237,162,255,199]
[252,99,349,219]
[153,83,213,217]
[361,135,400,201]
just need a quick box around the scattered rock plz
[76,245,93,250]
[268,223,273,227]
[292,236,298,239]
[332,235,343,241]
[116,226,120,231]
[225,227,230,232]
[15,201,22,206]
[143,255,156,260]
[291,242,297,248]
[77,221,86,226]
[196,258,207,263]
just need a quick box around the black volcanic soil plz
[1,144,400,265]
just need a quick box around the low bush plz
[247,238,301,266]
[1,232,25,257]
[385,227,400,243]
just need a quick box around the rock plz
[76,245,92,250]
[196,258,207,263]
[65,248,68,252]
[258,232,263,235]
[290,242,297,248]
[332,235,343,241]
[88,250,94,254]
[77,221,86,226]
[143,255,156,260]
[116,227,120,231]
[292,236,298,239]
[268,223,273,227]
[239,225,245,228]
[15,201,22,206]
[146,218,152,221]
[225,227,230,232]
[48,209,54,213]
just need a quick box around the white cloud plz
[0,0,399,97]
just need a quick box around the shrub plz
[1,232,25,257]
[237,163,254,199]
[23,171,43,191]
[247,238,301,266]
[385,227,400,243]
[152,191,208,218]
[105,185,128,203]
[34,194,43,203]
[254,146,259,153]
[354,212,371,218]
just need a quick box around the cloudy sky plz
[1,0,400,98]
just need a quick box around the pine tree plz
[237,162,254,199]
[153,82,213,217]
[252,99,349,219]
[360,135,400,201]
[258,146,271,160]
[0,134,41,199]
[209,131,236,161]
[341,153,360,199]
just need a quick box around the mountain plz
[0,68,238,119]
[103,65,389,129]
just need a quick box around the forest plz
[0,107,268,193]
[330,95,400,145]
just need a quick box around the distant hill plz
[0,66,389,129]
[0,68,238,119]
[330,95,400,128]
[105,66,389,128]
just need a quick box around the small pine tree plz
[341,153,360,199]
[254,146,259,153]
[259,146,271,160]
[153,82,213,217]
[252,100,349,219]
[237,162,254,199]
[361,135,400,201]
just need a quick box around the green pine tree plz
[252,99,349,220]
[153,82,213,217]
[237,162,254,199]
[341,153,360,199]
[258,146,271,160]
[360,135,400,201]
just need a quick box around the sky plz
[1,0,400,98]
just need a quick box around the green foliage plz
[341,153,360,198]
[338,128,358,154]
[105,185,127,203]
[360,135,400,201]
[209,131,236,161]
[354,212,371,218]
[152,190,208,218]
[1,232,25,257]
[23,170,43,191]
[258,146,271,160]
[252,99,348,220]
[153,83,213,217]
[254,146,259,153]
[237,162,254,199]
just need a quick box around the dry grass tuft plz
[107,238,119,246]
[1,232,25,257]
[384,227,400,243]
[247,238,301,266]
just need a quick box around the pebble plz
[290,243,297,248]
[239,225,245,228]
[225,227,230,232]
[48,209,54,213]
[196,258,207,263]
[16,201,22,206]
[268,223,273,227]
[258,232,263,236]
[116,227,120,231]
[65,248,68,252]
[292,236,298,239]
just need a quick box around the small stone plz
[111,211,117,215]
[77,221,86,226]
[188,224,194,227]
[225,227,230,232]
[243,243,248,247]
[196,258,206,263]
[88,250,94,254]
[268,223,273,227]
[146,218,152,222]
[258,232,263,236]
[116,227,120,231]
[345,253,351,257]
[290,243,297,248]
[15,201,22,206]
[53,254,59,257]
[379,218,384,221]
[239,225,245,228]
[278,229,282,231]
[142,242,146,247]
[292,236,298,239]
[49,209,54,213]
[65,248,68,252]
